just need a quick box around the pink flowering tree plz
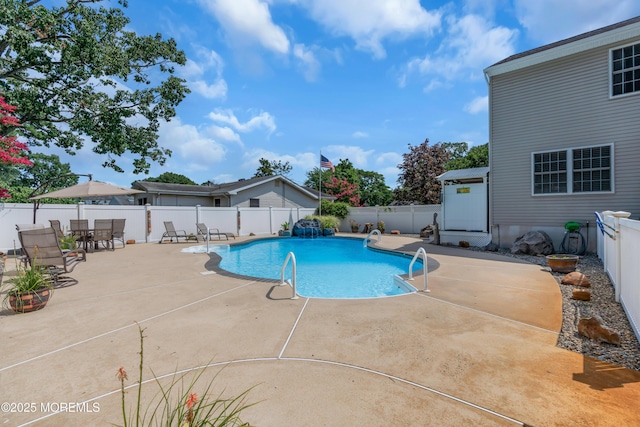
[0,95,33,198]
[323,176,361,207]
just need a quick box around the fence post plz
[611,211,631,302]
[77,202,85,220]
[145,204,151,243]
[195,205,201,225]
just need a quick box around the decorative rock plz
[459,240,469,248]
[483,242,499,252]
[126,239,136,245]
[578,317,620,345]
[390,230,400,235]
[572,289,591,301]
[510,231,554,255]
[561,272,591,287]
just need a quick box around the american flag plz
[320,154,334,171]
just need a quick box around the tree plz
[4,153,79,203]
[394,139,450,205]
[0,0,190,174]
[305,158,392,207]
[444,143,489,170]
[323,176,360,206]
[253,158,292,177]
[0,95,32,198]
[140,172,196,185]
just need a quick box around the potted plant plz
[2,254,53,313]
[349,219,360,233]
[546,254,579,273]
[59,234,78,251]
[279,221,291,237]
[376,220,386,234]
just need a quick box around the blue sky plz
[39,0,640,189]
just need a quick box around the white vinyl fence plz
[343,205,441,234]
[596,211,640,342]
[0,203,316,252]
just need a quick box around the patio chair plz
[70,219,92,251]
[112,219,126,248]
[93,219,115,251]
[196,223,234,241]
[49,219,64,240]
[160,221,189,243]
[18,227,86,286]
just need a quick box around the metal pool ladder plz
[408,247,429,292]
[363,229,382,246]
[280,251,299,299]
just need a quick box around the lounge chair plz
[112,219,126,248]
[93,219,115,251]
[160,221,189,243]
[196,223,235,241]
[18,227,86,286]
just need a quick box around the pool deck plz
[1,234,639,426]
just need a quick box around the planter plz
[546,254,579,273]
[278,230,291,237]
[8,288,51,313]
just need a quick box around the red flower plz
[186,393,198,409]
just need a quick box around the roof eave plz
[484,20,640,77]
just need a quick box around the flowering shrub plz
[0,95,33,199]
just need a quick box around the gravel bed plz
[489,250,640,372]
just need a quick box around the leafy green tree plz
[17,153,77,189]
[0,0,190,174]
[316,200,350,219]
[253,158,292,177]
[394,139,450,205]
[140,172,196,185]
[445,143,488,170]
[305,158,392,206]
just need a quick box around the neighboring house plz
[484,16,640,251]
[132,175,330,208]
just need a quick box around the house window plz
[611,42,640,96]
[533,144,612,195]
[214,198,221,207]
[249,198,260,207]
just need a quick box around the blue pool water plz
[209,237,420,299]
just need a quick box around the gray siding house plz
[484,16,640,251]
[132,175,327,208]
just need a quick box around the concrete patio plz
[1,234,639,426]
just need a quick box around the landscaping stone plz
[578,316,620,345]
[561,272,591,287]
[572,289,591,301]
[510,231,554,255]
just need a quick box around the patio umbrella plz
[30,180,144,200]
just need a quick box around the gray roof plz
[133,175,331,199]
[438,167,489,181]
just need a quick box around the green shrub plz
[305,215,340,230]
[315,200,350,219]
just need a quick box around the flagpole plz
[318,151,322,216]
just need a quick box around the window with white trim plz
[533,145,612,195]
[611,42,640,96]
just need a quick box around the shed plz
[437,167,491,247]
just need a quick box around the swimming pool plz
[193,237,421,299]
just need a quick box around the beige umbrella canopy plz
[30,180,144,200]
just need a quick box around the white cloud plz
[207,125,242,144]
[197,0,290,54]
[402,13,518,85]
[324,145,374,167]
[299,0,442,59]
[376,152,402,165]
[158,118,227,171]
[293,43,321,82]
[190,79,228,99]
[182,48,228,99]
[464,95,488,114]
[352,131,368,139]
[208,109,277,134]
[514,0,640,44]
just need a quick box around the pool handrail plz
[363,229,382,246]
[408,247,429,292]
[279,251,299,299]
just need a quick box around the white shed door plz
[443,183,487,231]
